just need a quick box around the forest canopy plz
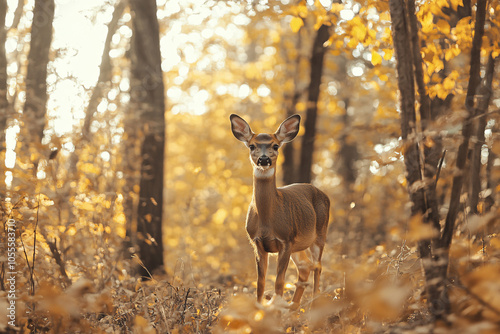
[1,0,500,333]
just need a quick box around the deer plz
[230,113,330,309]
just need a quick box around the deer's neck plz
[252,168,278,218]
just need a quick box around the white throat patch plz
[254,167,275,179]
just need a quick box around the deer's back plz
[279,183,330,228]
[279,183,330,211]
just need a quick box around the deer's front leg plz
[255,240,268,303]
[275,244,291,297]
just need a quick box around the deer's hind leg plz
[312,197,329,295]
[310,242,324,295]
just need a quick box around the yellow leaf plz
[352,23,366,41]
[445,45,461,61]
[38,193,54,206]
[383,48,393,60]
[347,37,358,48]
[297,2,308,18]
[371,50,382,66]
[450,0,464,11]
[436,84,449,99]
[330,3,343,13]
[430,3,444,17]
[314,15,328,30]
[437,19,451,35]
[290,17,304,33]
[421,12,434,33]
[443,70,458,90]
[379,12,391,22]
[436,0,448,9]
[75,200,94,212]
[80,162,100,175]
[442,77,455,90]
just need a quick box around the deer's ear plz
[230,114,254,143]
[275,114,300,143]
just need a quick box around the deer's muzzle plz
[257,156,271,167]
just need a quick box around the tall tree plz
[129,0,166,278]
[298,24,329,183]
[441,0,487,247]
[469,53,496,215]
[23,0,54,148]
[281,30,302,185]
[390,0,488,319]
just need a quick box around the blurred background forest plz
[1,0,500,333]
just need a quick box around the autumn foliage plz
[1,0,500,333]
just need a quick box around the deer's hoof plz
[267,294,288,309]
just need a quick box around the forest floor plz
[4,221,499,334]
[28,247,492,334]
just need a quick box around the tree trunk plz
[298,24,329,183]
[441,0,486,249]
[389,0,423,214]
[469,53,496,214]
[23,0,54,148]
[282,30,302,185]
[390,0,450,318]
[338,100,358,186]
[406,0,442,238]
[130,0,166,278]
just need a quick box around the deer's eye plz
[249,144,256,151]
[273,144,279,151]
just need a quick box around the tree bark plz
[23,0,54,147]
[282,30,302,185]
[298,24,329,183]
[338,99,358,186]
[130,0,166,278]
[389,0,424,217]
[407,0,442,240]
[469,53,496,214]
[441,0,486,249]
[390,0,451,319]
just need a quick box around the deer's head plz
[230,114,301,178]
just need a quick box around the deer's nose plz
[257,156,271,166]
